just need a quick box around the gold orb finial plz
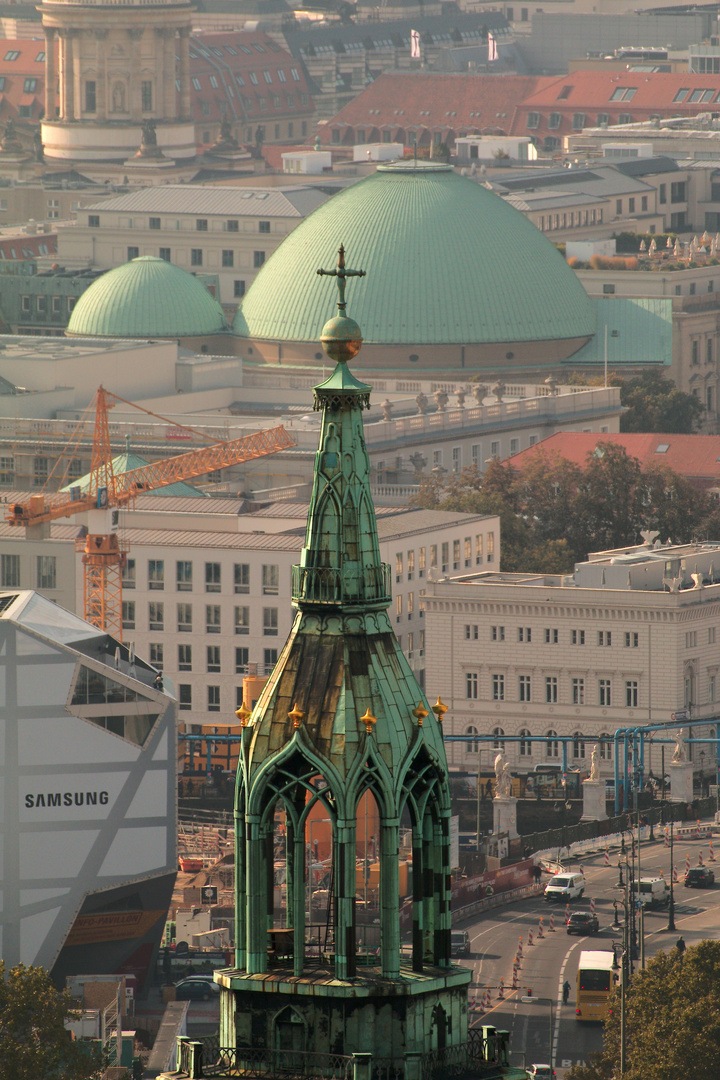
[413,701,429,727]
[361,707,377,735]
[432,697,448,723]
[235,703,252,727]
[288,703,305,729]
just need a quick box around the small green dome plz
[233,162,595,348]
[67,256,227,339]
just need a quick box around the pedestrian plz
[676,936,686,956]
[563,980,571,1005]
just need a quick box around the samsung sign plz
[20,774,127,822]
[25,791,110,809]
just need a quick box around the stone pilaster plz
[127,27,144,121]
[179,26,191,120]
[94,29,108,121]
[59,28,74,121]
[380,817,400,978]
[44,28,56,120]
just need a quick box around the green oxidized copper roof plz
[233,161,596,346]
[66,256,227,339]
[60,449,208,498]
[243,247,447,781]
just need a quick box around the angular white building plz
[0,591,175,990]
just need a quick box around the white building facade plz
[0,499,499,728]
[424,541,720,784]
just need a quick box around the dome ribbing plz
[233,162,595,348]
[67,256,227,340]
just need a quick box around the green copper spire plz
[234,247,454,999]
[291,245,389,611]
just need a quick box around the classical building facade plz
[424,540,720,784]
[38,0,195,163]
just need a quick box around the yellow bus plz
[575,950,616,1022]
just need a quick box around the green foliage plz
[568,940,720,1080]
[411,441,719,567]
[619,370,704,433]
[0,962,102,1080]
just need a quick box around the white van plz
[630,877,668,909]
[544,872,585,902]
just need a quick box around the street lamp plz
[667,817,676,932]
[700,750,706,799]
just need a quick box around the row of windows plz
[466,671,639,707]
[149,642,277,677]
[121,601,279,636]
[177,663,279,712]
[190,65,301,88]
[1,553,56,590]
[90,214,271,234]
[476,626,640,648]
[394,536,494,578]
[123,559,279,594]
[20,295,76,317]
[540,208,603,232]
[464,725,614,759]
[123,246,265,269]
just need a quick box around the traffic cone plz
[498,977,505,1000]
[528,929,534,947]
[549,913,555,932]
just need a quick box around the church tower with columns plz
[212,248,480,1074]
[39,0,196,165]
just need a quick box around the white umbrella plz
[666,235,673,248]
[639,238,647,251]
[674,239,681,257]
[649,237,657,254]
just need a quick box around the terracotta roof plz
[507,431,720,487]
[186,29,313,129]
[320,72,543,140]
[510,71,720,138]
[0,38,45,123]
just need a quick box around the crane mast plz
[7,387,296,639]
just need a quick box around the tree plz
[0,962,102,1080]
[575,442,646,551]
[569,940,720,1080]
[619,370,704,433]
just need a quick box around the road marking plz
[553,939,582,1071]
[469,987,518,1026]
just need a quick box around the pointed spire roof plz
[243,246,446,782]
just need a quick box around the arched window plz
[492,726,505,751]
[599,733,612,760]
[465,725,479,752]
[519,728,532,756]
[573,731,585,759]
[546,729,559,758]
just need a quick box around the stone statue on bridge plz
[494,752,512,798]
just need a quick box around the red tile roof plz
[507,431,720,487]
[510,71,720,138]
[0,38,45,123]
[320,72,543,142]
[186,30,313,131]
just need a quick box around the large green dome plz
[67,256,227,339]
[233,162,595,352]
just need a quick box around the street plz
[457,834,720,1076]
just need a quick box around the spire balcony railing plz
[175,1030,511,1080]
[292,563,391,606]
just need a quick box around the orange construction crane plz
[6,386,296,639]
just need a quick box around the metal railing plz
[291,563,391,605]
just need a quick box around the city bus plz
[575,951,616,1022]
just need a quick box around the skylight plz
[655,444,669,453]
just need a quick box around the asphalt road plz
[457,835,720,1076]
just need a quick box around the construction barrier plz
[711,839,716,862]
[604,847,609,866]
[590,897,596,916]
[537,918,544,939]
[549,914,555,932]
[498,977,504,1000]
[673,865,679,883]
[528,930,534,947]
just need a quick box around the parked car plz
[684,867,715,888]
[566,912,599,936]
[174,976,220,1000]
[526,1065,555,1078]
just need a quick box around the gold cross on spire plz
[317,244,366,314]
